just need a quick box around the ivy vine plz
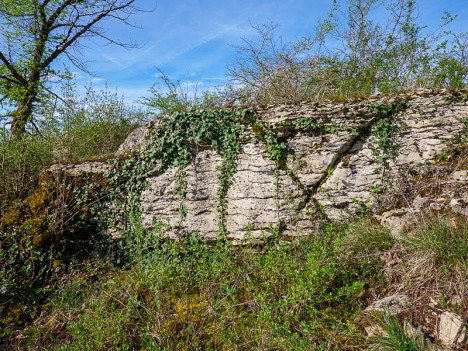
[104,108,294,238]
[102,101,410,240]
[370,100,407,170]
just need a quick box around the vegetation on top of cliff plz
[227,0,467,105]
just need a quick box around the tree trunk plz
[11,88,37,137]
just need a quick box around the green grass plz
[402,216,467,269]
[399,215,468,299]
[4,215,467,350]
[370,311,426,351]
[340,218,395,258]
[16,223,387,351]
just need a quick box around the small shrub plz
[0,172,113,339]
[40,81,145,162]
[0,131,54,204]
[142,68,238,116]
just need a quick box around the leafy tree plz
[0,0,143,136]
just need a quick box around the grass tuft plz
[399,215,467,299]
[370,311,426,351]
[340,219,395,258]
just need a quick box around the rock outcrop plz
[49,89,468,240]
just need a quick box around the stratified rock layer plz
[50,90,468,240]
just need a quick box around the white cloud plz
[90,77,104,83]
[183,81,203,88]
[101,53,131,70]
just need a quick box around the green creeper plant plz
[105,108,295,238]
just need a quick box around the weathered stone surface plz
[47,161,111,176]
[116,120,156,156]
[437,312,466,347]
[450,198,468,216]
[226,143,288,240]
[312,93,468,221]
[363,294,413,338]
[395,96,468,166]
[141,149,222,240]
[365,294,411,315]
[52,90,468,240]
[375,208,414,237]
[452,171,468,183]
[375,161,468,237]
[314,139,381,219]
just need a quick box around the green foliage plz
[250,118,290,168]
[106,109,252,237]
[294,118,346,136]
[0,82,143,339]
[142,69,241,116]
[19,223,384,350]
[371,101,405,169]
[370,311,426,351]
[0,172,113,340]
[340,219,395,258]
[0,81,143,204]
[294,117,322,131]
[142,69,201,115]
[39,81,145,162]
[0,130,54,202]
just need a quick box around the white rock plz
[450,198,468,216]
[438,311,466,347]
[365,294,411,314]
[452,170,468,183]
[47,91,468,241]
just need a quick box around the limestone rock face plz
[116,120,157,156]
[49,90,468,240]
[140,149,222,239]
[47,161,111,176]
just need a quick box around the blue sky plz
[70,0,468,104]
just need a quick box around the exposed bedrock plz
[50,90,468,240]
